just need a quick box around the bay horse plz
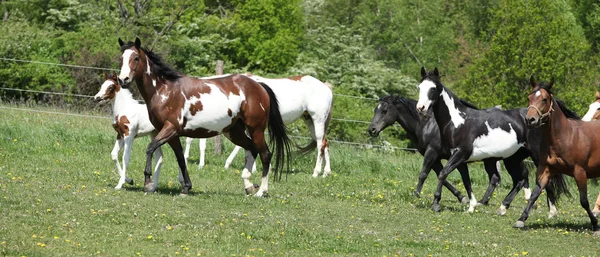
[415,67,546,214]
[369,95,513,206]
[117,37,291,196]
[582,91,600,216]
[93,72,170,191]
[184,73,333,178]
[517,78,600,233]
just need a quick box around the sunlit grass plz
[1,105,600,256]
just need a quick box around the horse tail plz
[546,173,571,202]
[259,82,292,181]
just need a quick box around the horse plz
[516,76,600,233]
[415,67,541,214]
[184,137,207,168]
[368,95,518,206]
[117,37,291,196]
[93,72,169,190]
[582,91,600,216]
[184,74,334,177]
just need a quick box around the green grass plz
[1,105,600,256]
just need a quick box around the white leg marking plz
[241,150,255,189]
[118,136,134,190]
[255,165,271,197]
[498,204,507,216]
[467,192,478,213]
[548,200,558,218]
[184,137,192,165]
[151,147,163,192]
[112,140,124,190]
[523,188,532,200]
[199,138,206,168]
[225,146,242,169]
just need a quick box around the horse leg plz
[573,166,600,233]
[432,150,468,212]
[144,123,187,193]
[225,146,242,169]
[199,138,206,168]
[149,146,164,192]
[515,166,550,228]
[111,139,127,189]
[250,130,273,197]
[546,185,558,218]
[184,137,193,165]
[497,158,527,215]
[456,163,478,213]
[117,134,135,190]
[222,123,260,195]
[592,192,600,217]
[304,118,324,177]
[416,149,465,203]
[479,159,501,206]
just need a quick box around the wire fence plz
[0,56,408,148]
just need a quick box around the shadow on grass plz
[516,220,595,232]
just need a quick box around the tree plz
[453,0,597,113]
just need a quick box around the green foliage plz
[453,0,596,113]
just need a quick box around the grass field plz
[1,104,600,256]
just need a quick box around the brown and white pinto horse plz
[517,76,599,234]
[117,37,291,196]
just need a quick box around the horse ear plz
[420,67,427,78]
[596,91,600,100]
[547,78,554,90]
[433,67,440,77]
[134,37,141,50]
[529,75,536,88]
[104,72,108,80]
[118,38,124,47]
[111,71,117,80]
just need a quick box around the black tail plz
[259,82,292,181]
[296,140,317,155]
[546,173,571,202]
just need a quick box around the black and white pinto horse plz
[368,95,519,207]
[415,67,540,213]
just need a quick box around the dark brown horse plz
[117,37,290,196]
[517,76,599,234]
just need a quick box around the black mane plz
[422,70,479,110]
[120,41,181,82]
[555,98,580,120]
[381,95,420,120]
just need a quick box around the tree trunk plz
[213,60,225,155]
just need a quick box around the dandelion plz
[247,235,251,239]
[147,235,153,239]
[522,252,528,255]
[1,241,5,245]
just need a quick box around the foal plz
[93,72,167,190]
[517,77,598,233]
[118,38,290,196]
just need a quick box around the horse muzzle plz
[368,126,380,137]
[526,116,542,128]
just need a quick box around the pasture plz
[1,104,599,256]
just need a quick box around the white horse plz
[94,72,177,190]
[184,74,334,177]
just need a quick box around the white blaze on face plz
[94,80,115,99]
[146,59,151,75]
[416,79,435,112]
[119,49,135,81]
[582,102,600,121]
[468,122,524,161]
[440,90,465,128]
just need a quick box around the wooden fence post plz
[213,60,224,155]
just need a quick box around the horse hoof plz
[593,230,600,237]
[179,193,188,197]
[431,204,441,212]
[114,185,122,191]
[497,207,507,216]
[460,196,468,204]
[476,202,485,207]
[312,173,319,178]
[413,191,421,198]
[144,183,156,193]
[514,221,525,228]
[254,190,268,198]
[245,184,259,195]
[125,177,134,185]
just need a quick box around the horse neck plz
[433,88,465,133]
[133,73,158,104]
[541,99,571,149]
[113,88,138,115]
[391,102,419,138]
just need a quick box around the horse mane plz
[555,98,580,120]
[120,41,181,82]
[380,95,420,120]
[459,99,479,110]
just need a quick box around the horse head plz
[416,67,443,114]
[368,96,398,137]
[117,37,145,86]
[526,75,554,128]
[94,71,121,104]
